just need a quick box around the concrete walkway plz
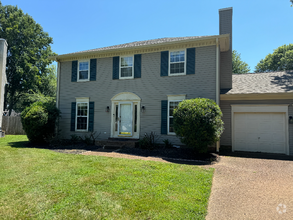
[206,156,293,219]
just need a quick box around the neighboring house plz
[221,71,293,155]
[50,7,293,156]
[0,39,8,137]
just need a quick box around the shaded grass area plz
[0,135,213,219]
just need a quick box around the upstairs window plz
[78,60,89,81]
[120,56,134,79]
[169,50,185,75]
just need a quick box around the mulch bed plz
[118,147,218,162]
[24,142,219,163]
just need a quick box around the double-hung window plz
[76,102,88,131]
[169,50,186,75]
[120,56,134,79]
[168,101,180,134]
[78,60,89,81]
[167,95,186,134]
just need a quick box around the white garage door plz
[234,112,286,154]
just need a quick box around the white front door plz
[118,103,133,136]
[111,92,141,139]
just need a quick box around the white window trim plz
[77,59,90,82]
[167,95,186,135]
[119,55,134,79]
[75,97,90,132]
[168,49,186,76]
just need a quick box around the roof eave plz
[220,92,293,100]
[49,34,230,61]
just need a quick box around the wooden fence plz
[2,116,26,135]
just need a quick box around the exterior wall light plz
[289,116,293,124]
[106,106,110,112]
[141,106,145,113]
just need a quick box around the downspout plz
[56,59,61,133]
[56,60,61,109]
[216,38,220,152]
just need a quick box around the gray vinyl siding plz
[58,46,217,145]
[219,8,232,89]
[220,99,293,155]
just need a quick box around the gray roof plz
[221,71,293,95]
[65,36,211,55]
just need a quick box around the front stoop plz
[95,139,139,150]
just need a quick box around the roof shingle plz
[64,36,212,55]
[221,71,293,95]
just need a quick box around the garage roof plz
[221,71,293,95]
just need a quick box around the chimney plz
[219,7,233,89]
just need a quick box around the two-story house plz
[51,7,293,155]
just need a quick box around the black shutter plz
[160,51,169,76]
[90,59,96,81]
[70,102,76,131]
[186,48,196,75]
[113,56,119,79]
[134,54,141,78]
[88,102,94,132]
[161,100,168,134]
[72,61,78,82]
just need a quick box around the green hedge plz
[21,101,60,143]
[173,98,224,153]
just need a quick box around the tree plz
[291,0,293,6]
[232,50,251,74]
[38,64,57,97]
[173,98,224,153]
[14,64,57,112]
[0,3,57,114]
[255,44,293,72]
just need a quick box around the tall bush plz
[173,98,224,153]
[21,101,60,143]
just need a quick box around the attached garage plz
[232,105,288,154]
[220,70,293,156]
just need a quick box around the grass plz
[0,135,214,219]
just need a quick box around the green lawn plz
[0,135,213,219]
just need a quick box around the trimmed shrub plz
[173,98,224,153]
[21,101,60,143]
[139,132,160,149]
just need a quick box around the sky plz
[1,0,293,72]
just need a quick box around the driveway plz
[206,155,293,219]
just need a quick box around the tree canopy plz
[232,50,251,74]
[14,64,57,112]
[0,2,57,113]
[255,44,293,73]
